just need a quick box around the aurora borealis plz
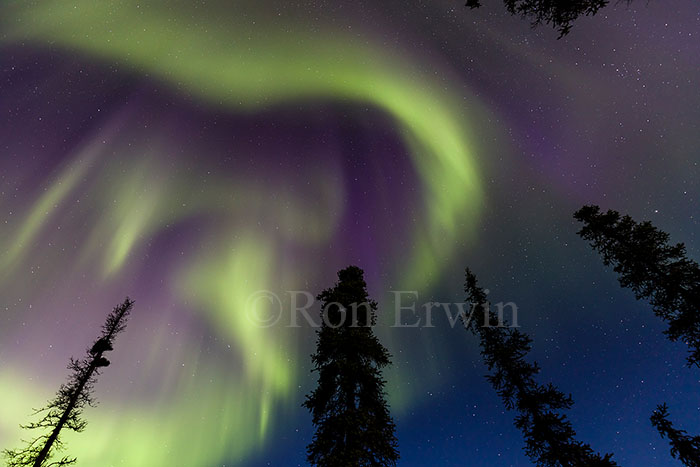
[0,1,698,466]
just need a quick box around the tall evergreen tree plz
[650,404,700,466]
[464,269,616,466]
[4,298,134,467]
[465,0,618,37]
[303,266,399,467]
[575,204,700,466]
[574,205,700,367]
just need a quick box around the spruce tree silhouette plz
[303,266,399,467]
[464,269,617,466]
[650,404,700,466]
[575,205,700,367]
[4,298,134,467]
[465,0,621,37]
[575,204,700,465]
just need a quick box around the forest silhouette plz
[5,206,700,466]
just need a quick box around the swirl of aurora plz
[0,1,486,465]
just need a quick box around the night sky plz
[1,1,699,466]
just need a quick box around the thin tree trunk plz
[32,355,101,467]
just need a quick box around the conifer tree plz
[575,205,700,367]
[465,0,616,37]
[575,204,700,465]
[464,269,616,466]
[650,404,700,466]
[303,266,399,467]
[4,298,134,467]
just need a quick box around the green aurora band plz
[0,1,486,464]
